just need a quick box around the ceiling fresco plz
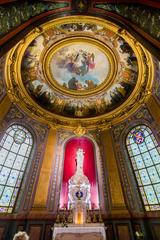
[49,42,110,91]
[5,16,153,129]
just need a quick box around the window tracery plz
[126,125,160,211]
[0,124,33,213]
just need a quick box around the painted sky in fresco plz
[50,43,110,91]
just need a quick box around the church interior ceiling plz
[5,15,154,129]
[0,0,158,130]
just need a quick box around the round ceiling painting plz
[5,16,153,128]
[48,41,110,91]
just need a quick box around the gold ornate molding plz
[5,16,154,130]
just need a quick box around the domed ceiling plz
[5,16,153,129]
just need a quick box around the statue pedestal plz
[53,223,106,240]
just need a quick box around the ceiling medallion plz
[5,16,154,130]
[43,36,116,96]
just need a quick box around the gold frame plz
[5,16,154,130]
[43,36,117,97]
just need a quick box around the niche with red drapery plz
[60,137,99,209]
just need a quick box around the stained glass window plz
[126,125,160,211]
[0,124,33,213]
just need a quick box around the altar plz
[53,148,106,240]
[53,223,106,240]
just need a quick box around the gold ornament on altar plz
[67,212,73,223]
[74,125,86,136]
[93,213,97,223]
[55,214,61,224]
[86,210,92,223]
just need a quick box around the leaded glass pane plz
[0,185,4,196]
[0,149,8,165]
[156,164,160,176]
[0,186,14,206]
[139,187,147,204]
[138,142,148,153]
[150,149,160,164]
[145,136,155,149]
[13,155,24,170]
[139,169,151,185]
[3,136,13,150]
[13,129,26,144]
[4,152,16,168]
[0,167,11,185]
[7,169,19,186]
[144,185,158,204]
[18,144,28,156]
[134,155,145,169]
[131,143,140,155]
[0,124,33,213]
[11,142,20,153]
[148,166,159,184]
[142,152,153,167]
[126,125,160,211]
[154,183,160,201]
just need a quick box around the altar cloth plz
[53,223,106,240]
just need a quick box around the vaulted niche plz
[60,137,99,210]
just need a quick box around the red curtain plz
[60,137,99,209]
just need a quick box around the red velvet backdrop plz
[60,137,99,209]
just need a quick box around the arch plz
[59,136,99,210]
[48,133,107,213]
[126,124,160,211]
[0,124,34,213]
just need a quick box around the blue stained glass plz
[0,124,33,213]
[150,149,160,164]
[139,187,147,204]
[131,143,140,155]
[142,152,153,167]
[0,185,3,196]
[0,187,14,206]
[144,186,158,204]
[126,125,160,211]
[134,155,145,169]
[145,136,155,149]
[148,166,159,184]
[154,184,160,201]
[131,129,145,144]
[156,164,160,175]
[0,167,11,185]
[130,157,137,170]
[138,142,148,153]
[4,152,16,167]
[139,169,151,185]
[7,169,19,186]
[143,130,149,137]
[135,171,142,185]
